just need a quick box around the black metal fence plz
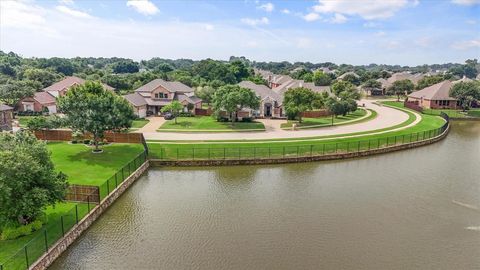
[0,150,148,270]
[152,114,450,161]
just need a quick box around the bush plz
[241,117,252,122]
[1,220,44,240]
[83,139,90,144]
[178,112,193,117]
[71,140,78,144]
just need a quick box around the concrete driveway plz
[134,117,166,133]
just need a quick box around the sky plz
[0,0,479,66]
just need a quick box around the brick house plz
[407,81,459,109]
[0,103,13,131]
[124,79,202,118]
[18,76,115,113]
[238,81,284,118]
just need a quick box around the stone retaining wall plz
[150,125,450,167]
[29,160,150,270]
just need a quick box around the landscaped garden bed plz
[280,109,372,129]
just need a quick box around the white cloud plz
[258,2,274,12]
[313,0,412,20]
[0,0,54,34]
[204,24,214,31]
[363,22,380,28]
[466,19,477,24]
[374,31,386,37]
[329,13,347,24]
[55,6,92,18]
[241,17,269,26]
[385,40,400,49]
[415,37,431,47]
[58,0,74,5]
[451,0,480,5]
[303,12,320,22]
[296,38,312,48]
[281,9,290,14]
[451,39,480,50]
[126,0,159,16]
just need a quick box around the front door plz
[265,104,272,117]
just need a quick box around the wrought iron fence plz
[0,150,148,270]
[151,115,450,161]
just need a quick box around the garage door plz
[47,105,57,114]
[138,108,146,118]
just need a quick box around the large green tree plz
[283,87,323,123]
[313,71,332,86]
[450,81,480,111]
[387,79,414,101]
[212,85,260,124]
[58,81,135,152]
[0,79,35,106]
[415,75,445,90]
[0,131,68,225]
[23,68,62,88]
[195,85,216,105]
[331,81,361,100]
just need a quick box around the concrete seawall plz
[29,161,150,270]
[150,125,450,167]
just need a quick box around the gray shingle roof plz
[239,81,283,104]
[43,76,114,92]
[0,103,13,111]
[123,93,147,107]
[408,80,455,101]
[33,92,56,104]
[135,79,193,93]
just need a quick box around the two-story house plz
[124,79,202,118]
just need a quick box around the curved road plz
[143,100,420,141]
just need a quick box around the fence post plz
[254,147,256,159]
[61,216,65,236]
[357,141,360,152]
[192,148,195,160]
[283,146,285,158]
[269,147,271,158]
[115,173,118,188]
[24,246,29,268]
[177,148,179,160]
[223,148,226,160]
[208,148,211,160]
[75,205,79,224]
[296,146,299,157]
[121,167,124,181]
[322,144,325,155]
[310,145,313,156]
[44,229,48,252]
[87,195,90,212]
[368,140,371,150]
[335,143,338,153]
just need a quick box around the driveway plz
[134,117,166,133]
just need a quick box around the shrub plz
[71,140,78,144]
[83,139,90,144]
[178,112,193,117]
[1,220,44,240]
[241,117,252,122]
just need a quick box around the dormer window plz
[164,94,168,99]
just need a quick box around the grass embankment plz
[280,109,372,129]
[422,108,480,118]
[0,203,89,269]
[131,119,149,129]
[147,103,446,160]
[158,116,265,132]
[47,142,145,186]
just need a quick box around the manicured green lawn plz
[131,119,149,128]
[0,202,89,269]
[147,103,446,160]
[47,142,145,186]
[158,116,265,132]
[280,109,369,129]
[385,101,480,119]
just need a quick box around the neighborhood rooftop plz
[408,81,455,100]
[135,79,194,93]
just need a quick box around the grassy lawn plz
[131,119,149,129]
[280,109,370,129]
[158,116,265,132]
[147,103,446,160]
[16,116,34,127]
[47,142,145,186]
[0,202,89,269]
[149,104,445,159]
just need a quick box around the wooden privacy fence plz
[65,184,100,204]
[301,110,331,118]
[34,129,144,143]
[194,108,213,116]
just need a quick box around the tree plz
[161,100,184,124]
[415,75,445,90]
[212,85,260,124]
[283,87,322,123]
[23,68,62,88]
[58,81,135,152]
[331,81,360,100]
[195,85,215,105]
[0,80,35,106]
[387,79,414,101]
[112,60,140,74]
[324,97,347,125]
[313,70,332,86]
[0,131,68,225]
[362,79,381,90]
[450,81,480,111]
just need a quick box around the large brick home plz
[124,79,202,118]
[407,81,459,109]
[238,81,284,118]
[0,103,13,131]
[18,76,115,113]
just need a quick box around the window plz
[154,93,159,98]
[164,94,168,99]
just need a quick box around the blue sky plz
[0,0,479,65]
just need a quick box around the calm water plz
[50,122,480,270]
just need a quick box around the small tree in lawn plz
[325,97,348,125]
[161,100,184,124]
[212,85,260,125]
[283,87,323,123]
[58,81,135,152]
[387,79,414,101]
[450,81,480,111]
[0,131,68,225]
